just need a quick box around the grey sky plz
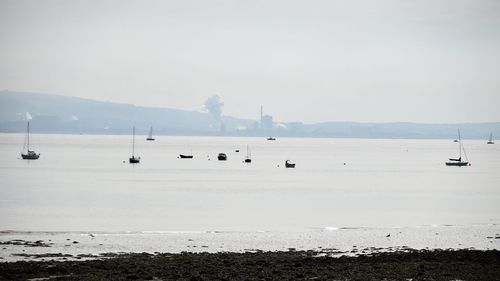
[1,0,499,123]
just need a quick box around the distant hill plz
[0,91,254,135]
[1,90,499,139]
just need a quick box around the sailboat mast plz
[458,129,462,158]
[132,127,135,157]
[27,121,30,151]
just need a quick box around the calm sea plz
[1,133,499,260]
[2,133,499,231]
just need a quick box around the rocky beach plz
[1,249,500,280]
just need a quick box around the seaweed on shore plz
[1,249,499,281]
[0,240,52,247]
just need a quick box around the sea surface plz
[1,134,500,261]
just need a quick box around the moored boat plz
[146,126,155,141]
[487,133,494,144]
[129,127,141,164]
[446,129,469,167]
[285,160,295,168]
[21,119,40,160]
[244,145,251,163]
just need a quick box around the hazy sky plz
[1,0,499,123]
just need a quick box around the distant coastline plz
[1,91,499,139]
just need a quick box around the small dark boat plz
[218,153,227,161]
[129,156,140,163]
[179,154,193,159]
[445,157,468,166]
[267,137,276,141]
[129,127,140,164]
[446,129,469,167]
[22,150,40,160]
[285,160,295,168]
[21,120,40,160]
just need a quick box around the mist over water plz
[1,134,499,233]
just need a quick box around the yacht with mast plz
[244,145,252,163]
[129,127,140,164]
[446,129,470,167]
[146,126,155,141]
[21,120,40,160]
[487,133,494,144]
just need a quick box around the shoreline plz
[0,131,495,141]
[1,249,499,280]
[2,225,499,263]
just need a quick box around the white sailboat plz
[129,127,140,163]
[146,126,155,141]
[446,129,470,167]
[21,120,40,160]
[487,133,494,144]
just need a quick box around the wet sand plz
[1,249,499,280]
